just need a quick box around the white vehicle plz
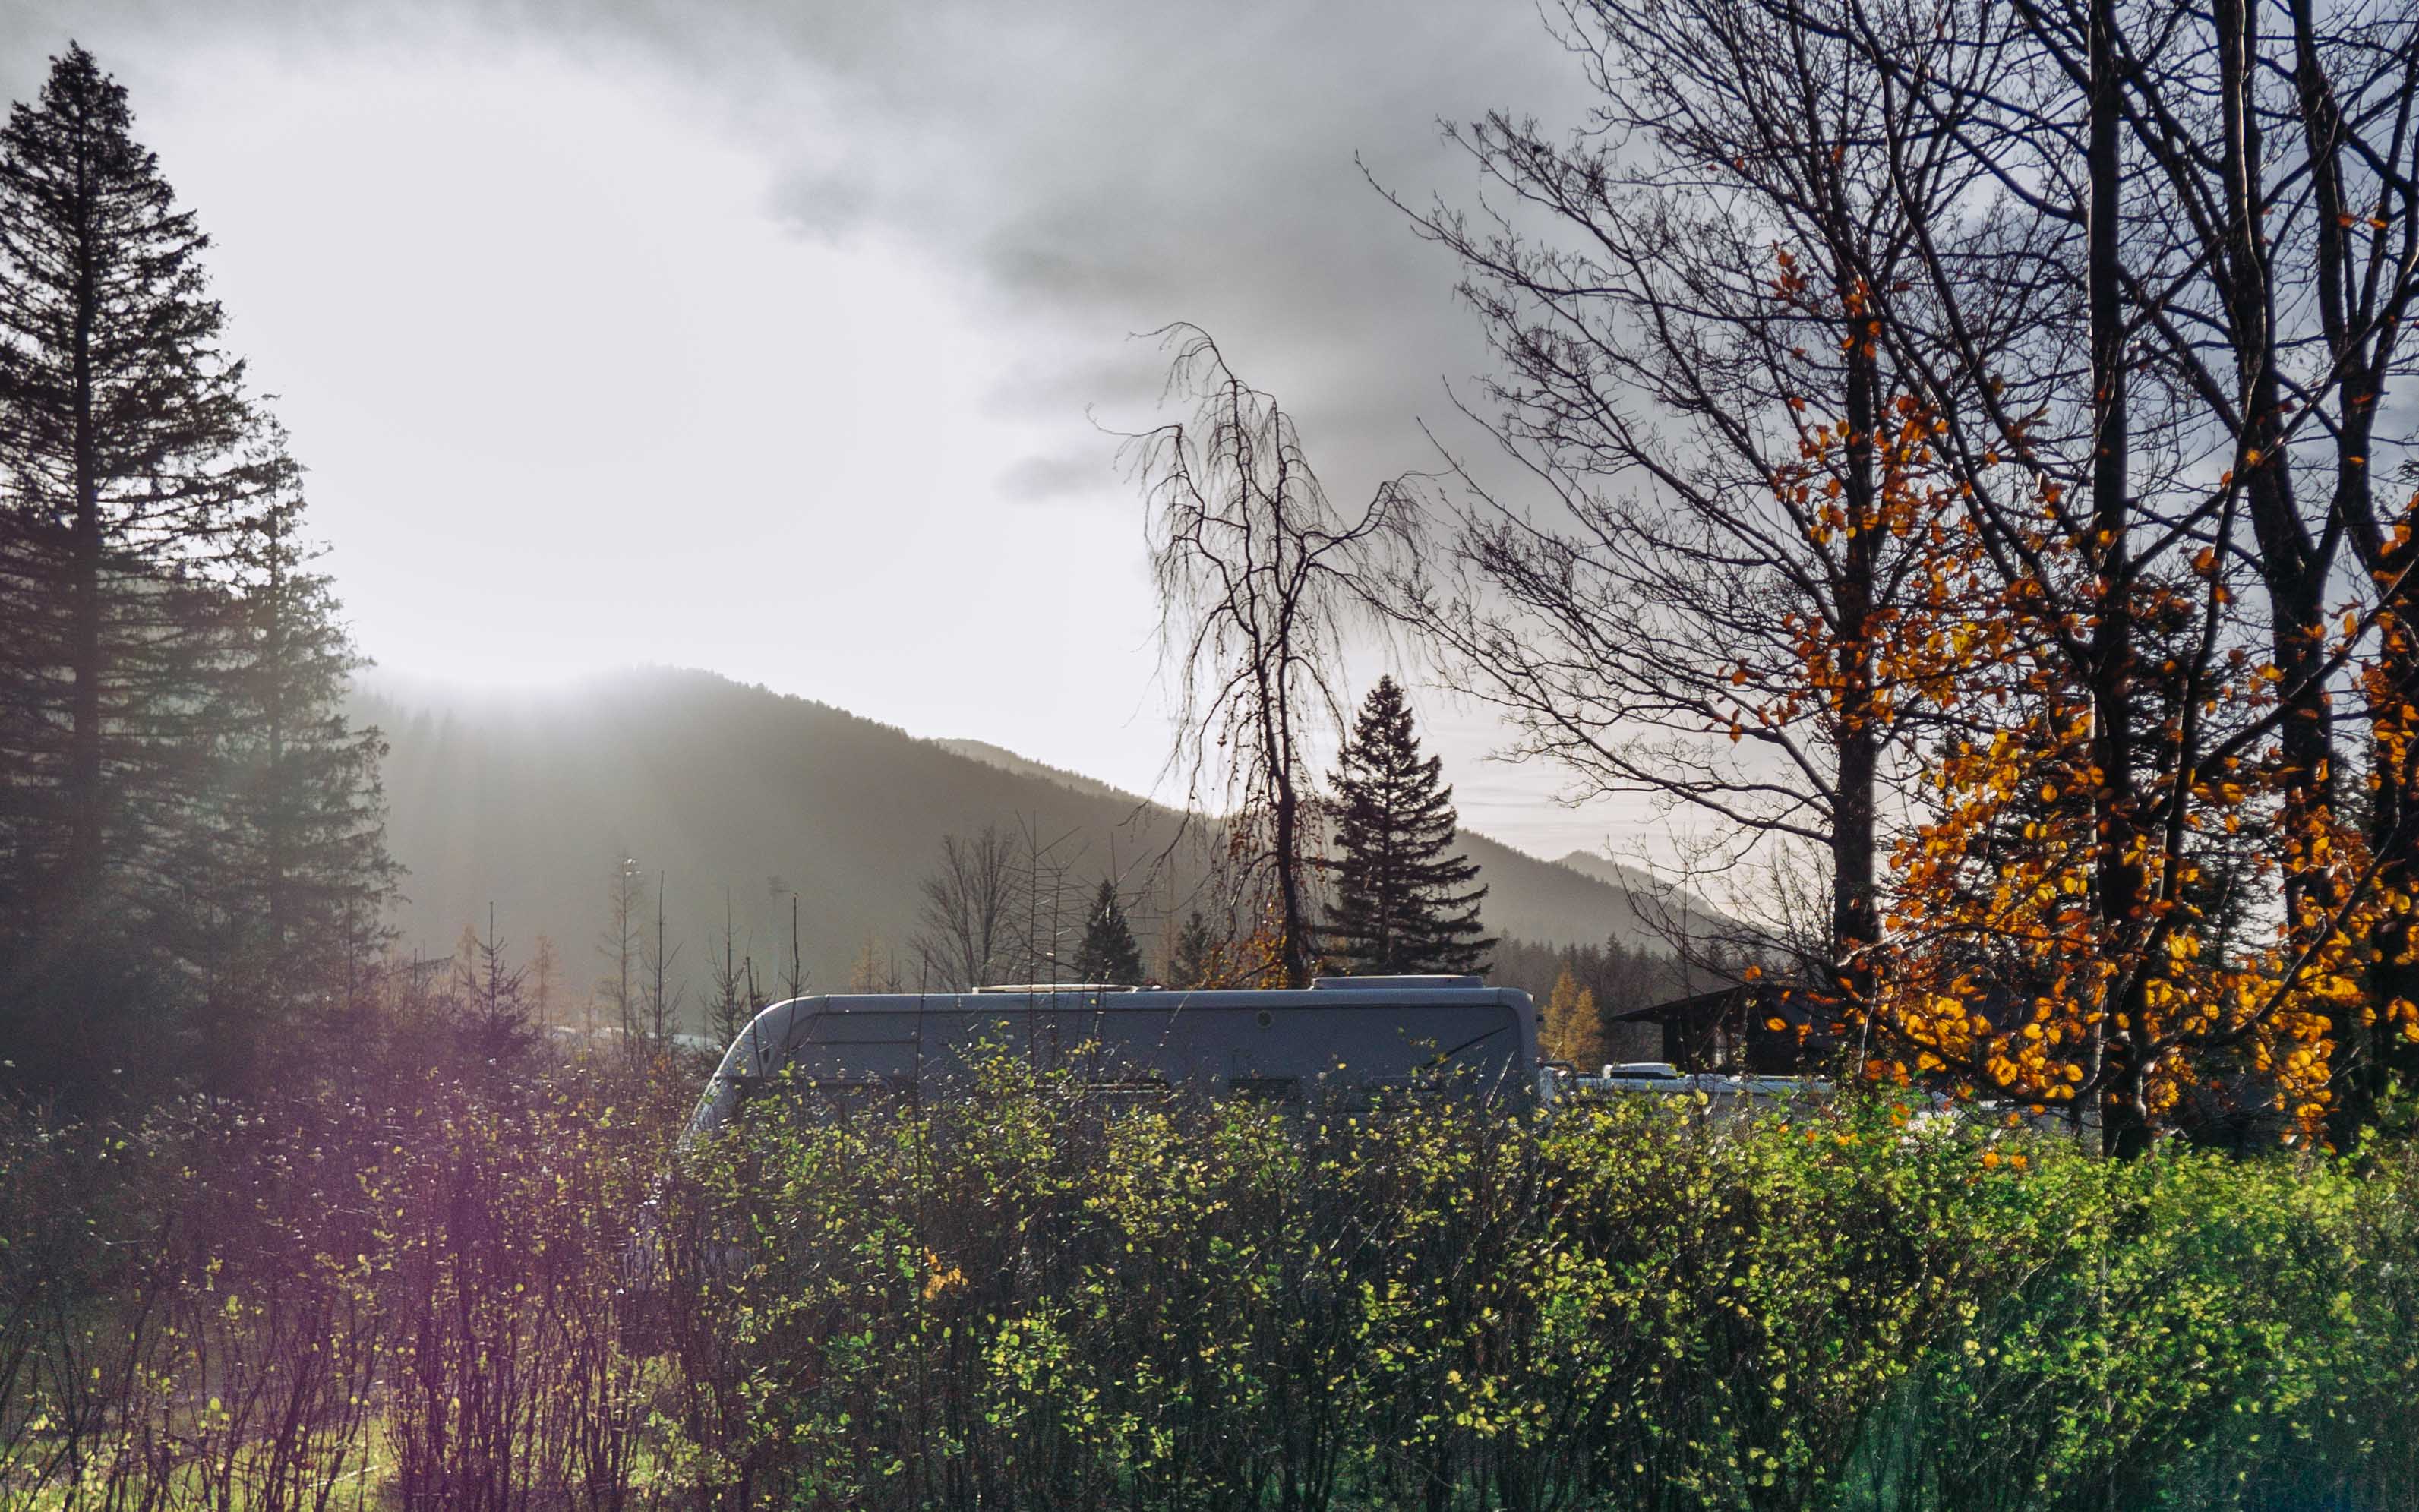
[1593,1060,1691,1092]
[1572,1062,1832,1104]
[688,974,1542,1134]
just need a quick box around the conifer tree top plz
[0,39,254,541]
[1322,677,1492,977]
[1075,877,1145,984]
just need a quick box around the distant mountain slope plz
[355,667,1691,1028]
[1549,851,1736,943]
[930,738,1142,806]
[936,736,1729,952]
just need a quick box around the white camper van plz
[687,974,1541,1133]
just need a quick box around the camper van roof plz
[1312,975,1484,990]
[687,981,1540,1137]
[973,983,1141,993]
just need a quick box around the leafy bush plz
[2,1055,2414,1510]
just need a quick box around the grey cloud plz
[5,0,1596,507]
[997,449,1111,505]
[984,343,1175,426]
[771,166,876,244]
[0,0,1672,861]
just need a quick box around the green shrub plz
[4,1056,2414,1510]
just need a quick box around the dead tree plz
[595,853,643,1040]
[642,870,681,1041]
[1125,326,1410,986]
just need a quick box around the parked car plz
[1570,1061,1833,1105]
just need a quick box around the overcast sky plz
[0,0,1678,863]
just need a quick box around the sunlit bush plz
[2,1050,2414,1510]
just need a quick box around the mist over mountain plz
[355,666,1707,1028]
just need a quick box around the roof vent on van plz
[1312,975,1484,990]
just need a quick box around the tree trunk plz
[2287,0,2416,1144]
[2344,554,2419,1144]
[1262,661,1313,990]
[62,169,103,920]
[1273,778,1309,986]
[2222,0,2335,952]
[1830,305,1883,1017]
[2086,0,2149,1157]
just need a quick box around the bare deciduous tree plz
[595,852,643,1040]
[1375,0,2015,1010]
[529,933,558,1036]
[1390,0,2419,1147]
[913,825,1016,990]
[1007,816,1088,986]
[1126,325,1411,986]
[642,870,681,1042]
[782,889,808,1002]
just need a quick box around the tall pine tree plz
[1322,677,1492,976]
[197,440,396,1075]
[0,44,261,955]
[0,46,390,1092]
[1073,879,1145,984]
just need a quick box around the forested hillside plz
[358,665,1700,1025]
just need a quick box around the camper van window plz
[1227,1075,1300,1101]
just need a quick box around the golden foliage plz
[1540,967,1606,1069]
[1752,310,2414,1144]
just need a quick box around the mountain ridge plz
[355,666,1705,1027]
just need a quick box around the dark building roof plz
[1612,980,1838,1074]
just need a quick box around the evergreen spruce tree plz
[1074,879,1145,983]
[597,852,644,1039]
[0,45,260,928]
[0,46,390,1091]
[1322,677,1493,975]
[1167,909,1218,989]
[450,904,534,1065]
[706,889,752,1046]
[199,445,396,1074]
